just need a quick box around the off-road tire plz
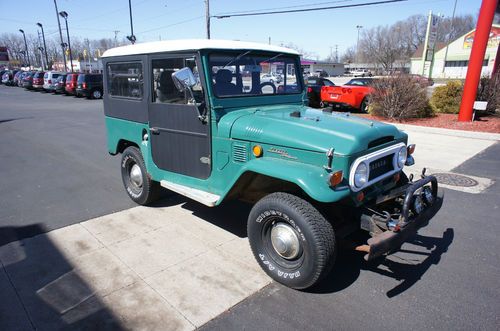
[120,146,160,205]
[248,192,336,289]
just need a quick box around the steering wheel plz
[259,82,276,94]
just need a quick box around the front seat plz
[214,69,240,96]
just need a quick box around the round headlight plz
[354,162,368,188]
[397,146,407,168]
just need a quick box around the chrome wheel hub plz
[270,223,300,260]
[129,164,143,188]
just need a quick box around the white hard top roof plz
[102,39,299,58]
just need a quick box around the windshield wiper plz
[261,53,283,64]
[224,51,252,67]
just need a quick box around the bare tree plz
[359,25,404,71]
[436,15,476,44]
[340,46,356,63]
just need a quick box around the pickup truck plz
[320,77,374,112]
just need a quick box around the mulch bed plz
[353,113,500,133]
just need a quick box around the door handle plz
[150,127,160,135]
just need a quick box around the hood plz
[224,105,405,155]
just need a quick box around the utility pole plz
[53,0,67,71]
[113,30,120,47]
[205,0,211,39]
[335,44,339,63]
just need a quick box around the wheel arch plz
[222,158,350,204]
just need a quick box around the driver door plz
[148,56,210,179]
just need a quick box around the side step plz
[160,180,220,207]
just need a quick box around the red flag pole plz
[458,0,498,122]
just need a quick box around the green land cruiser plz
[102,40,440,289]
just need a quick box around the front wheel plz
[247,192,336,289]
[120,146,160,205]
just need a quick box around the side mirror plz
[172,67,197,92]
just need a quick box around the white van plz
[43,71,65,92]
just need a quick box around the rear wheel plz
[91,89,102,99]
[120,146,160,205]
[360,98,368,113]
[247,192,336,289]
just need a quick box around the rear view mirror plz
[172,67,196,92]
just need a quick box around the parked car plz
[306,77,335,108]
[32,71,45,90]
[320,77,375,112]
[260,73,282,84]
[350,69,372,77]
[22,72,35,89]
[0,69,7,84]
[1,70,18,86]
[409,74,434,87]
[312,70,329,78]
[102,39,440,290]
[43,71,65,92]
[54,74,67,94]
[65,73,78,95]
[76,73,103,99]
[13,71,24,86]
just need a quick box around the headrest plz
[216,69,232,83]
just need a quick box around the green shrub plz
[369,75,433,120]
[476,72,500,114]
[430,80,463,114]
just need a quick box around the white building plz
[411,24,500,79]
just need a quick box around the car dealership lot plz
[1,85,499,330]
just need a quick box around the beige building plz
[411,24,499,79]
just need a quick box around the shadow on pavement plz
[310,196,451,297]
[0,224,124,330]
[152,193,250,238]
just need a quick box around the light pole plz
[126,0,136,44]
[18,29,30,68]
[59,11,73,72]
[356,25,363,66]
[53,0,67,72]
[37,23,50,70]
[205,0,211,39]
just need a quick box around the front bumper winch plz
[356,171,439,261]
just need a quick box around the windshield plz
[208,52,302,98]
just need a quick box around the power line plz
[215,0,353,16]
[214,0,407,19]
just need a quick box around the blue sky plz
[0,0,482,58]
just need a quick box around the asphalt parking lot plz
[1,85,499,330]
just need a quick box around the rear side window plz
[107,62,143,99]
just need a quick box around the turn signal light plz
[393,172,400,183]
[356,191,365,202]
[328,170,343,187]
[252,145,263,157]
[407,144,416,155]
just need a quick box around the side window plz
[107,62,143,99]
[152,57,202,104]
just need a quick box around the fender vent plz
[232,144,248,163]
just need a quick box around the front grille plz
[232,144,248,163]
[368,154,394,180]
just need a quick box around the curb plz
[389,123,500,141]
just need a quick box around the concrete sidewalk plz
[1,125,497,330]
